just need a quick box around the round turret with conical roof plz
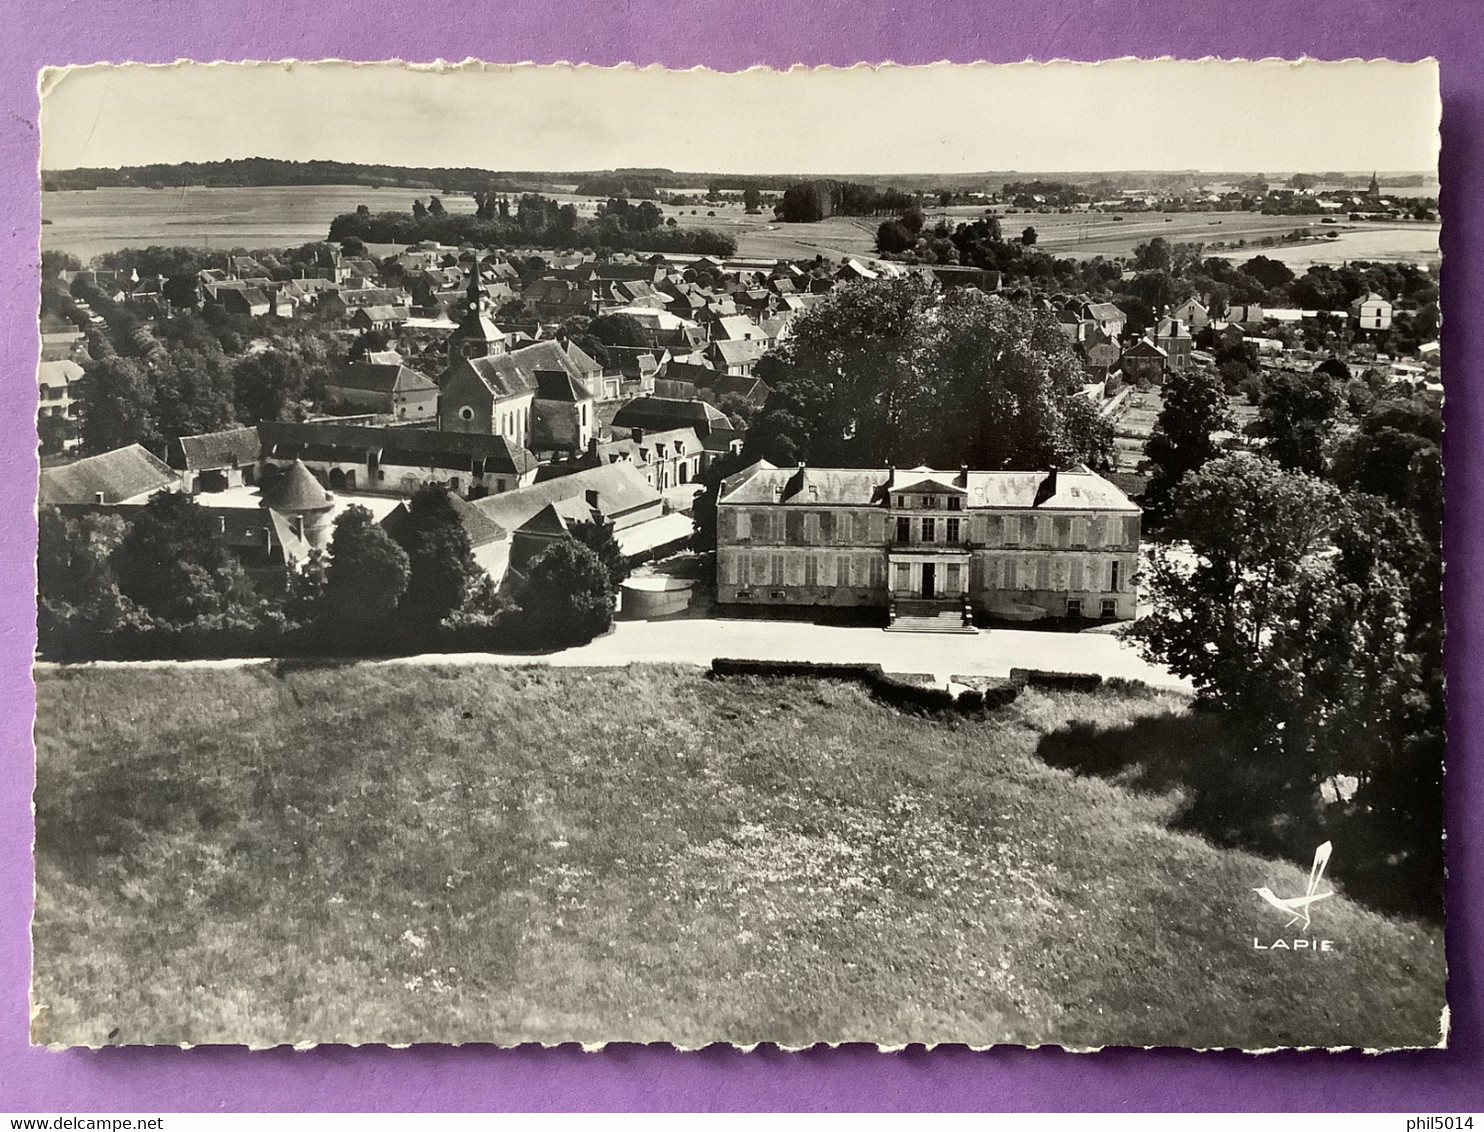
[262,459,336,550]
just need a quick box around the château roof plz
[719,464,1139,513]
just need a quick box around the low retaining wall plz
[710,659,1107,715]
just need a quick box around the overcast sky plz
[40,59,1440,175]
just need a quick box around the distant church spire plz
[1368,170,1380,197]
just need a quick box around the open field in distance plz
[41,185,1440,268]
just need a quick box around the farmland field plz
[42,185,1439,268]
[31,662,1445,1049]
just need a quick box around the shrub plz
[520,540,614,646]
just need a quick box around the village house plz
[469,461,683,587]
[715,463,1141,624]
[1081,301,1127,341]
[219,287,271,318]
[1349,292,1394,331]
[1118,338,1169,386]
[37,359,86,450]
[707,336,770,377]
[611,395,732,444]
[1171,296,1210,332]
[323,361,440,421]
[167,425,263,493]
[523,277,597,322]
[546,426,707,491]
[1224,303,1266,331]
[1153,315,1194,372]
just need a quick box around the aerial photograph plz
[30,59,1445,1051]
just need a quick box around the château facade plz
[715,463,1142,621]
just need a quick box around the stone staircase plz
[886,600,979,635]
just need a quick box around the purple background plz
[0,0,1479,1111]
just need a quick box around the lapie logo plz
[1252,841,1337,952]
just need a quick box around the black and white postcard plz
[31,59,1445,1050]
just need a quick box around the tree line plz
[38,483,627,661]
[775,180,921,223]
[328,194,737,257]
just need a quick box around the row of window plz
[895,516,961,543]
[893,494,964,511]
[719,550,1133,593]
[726,509,1139,549]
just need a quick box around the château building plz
[715,463,1142,622]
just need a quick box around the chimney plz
[585,488,600,511]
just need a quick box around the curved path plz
[40,616,1189,690]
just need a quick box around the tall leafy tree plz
[82,356,158,454]
[568,518,629,592]
[1249,368,1343,475]
[36,508,138,642]
[155,343,236,438]
[1142,366,1235,526]
[913,289,1089,469]
[768,275,935,465]
[233,349,308,423]
[112,492,258,628]
[322,506,409,626]
[521,539,613,646]
[1133,454,1338,711]
[393,486,483,627]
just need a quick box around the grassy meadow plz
[31,663,1445,1049]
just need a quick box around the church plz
[715,462,1142,623]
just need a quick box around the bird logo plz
[1254,842,1334,931]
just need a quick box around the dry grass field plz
[31,663,1445,1050]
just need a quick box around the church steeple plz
[1368,170,1380,197]
[464,264,487,318]
[449,263,506,361]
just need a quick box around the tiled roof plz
[380,491,506,549]
[535,369,591,402]
[172,425,262,472]
[459,340,597,400]
[612,396,728,436]
[709,338,769,368]
[258,420,539,477]
[328,363,438,396]
[37,359,85,389]
[40,444,178,506]
[472,462,660,535]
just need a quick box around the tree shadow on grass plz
[1035,708,1324,866]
